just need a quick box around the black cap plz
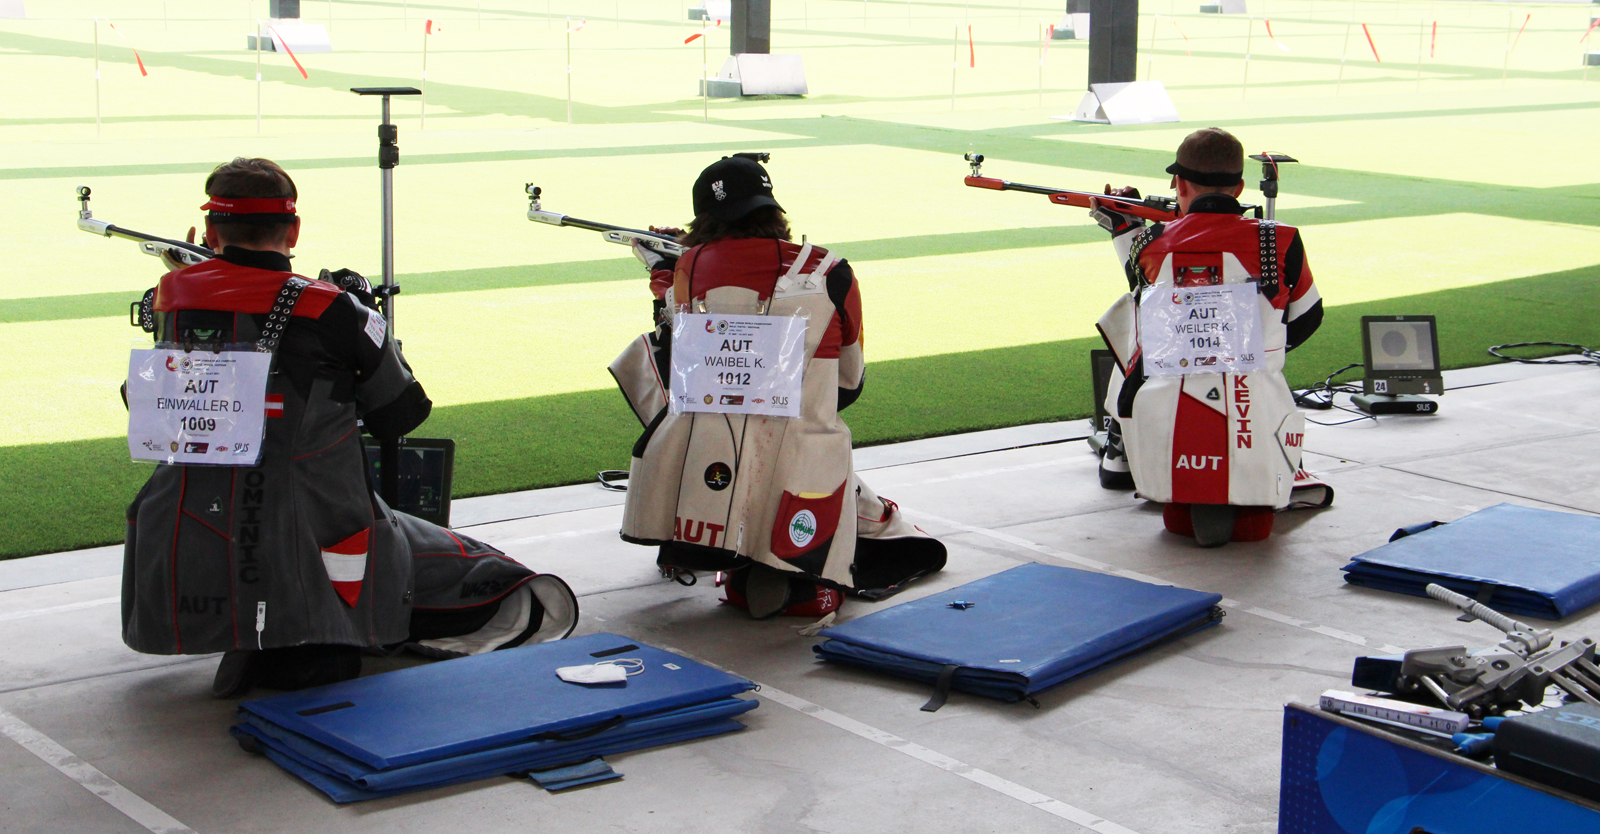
[692,156,781,222]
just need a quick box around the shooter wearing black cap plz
[614,154,946,619]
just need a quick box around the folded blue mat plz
[812,563,1224,704]
[527,758,621,791]
[1341,504,1600,621]
[234,633,758,801]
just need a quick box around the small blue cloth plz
[1342,504,1600,620]
[812,563,1224,703]
[527,758,621,791]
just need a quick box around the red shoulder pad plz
[155,259,340,319]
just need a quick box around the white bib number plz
[670,313,807,417]
[1139,283,1265,377]
[127,347,272,466]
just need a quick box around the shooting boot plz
[1098,419,1135,490]
[1190,504,1237,548]
[212,649,259,699]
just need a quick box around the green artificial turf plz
[4,0,1600,557]
[7,264,1596,559]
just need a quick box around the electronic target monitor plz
[1360,315,1443,397]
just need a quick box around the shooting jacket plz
[615,238,945,597]
[121,249,539,655]
[1099,195,1324,508]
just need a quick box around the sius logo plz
[788,510,817,548]
[1556,712,1600,733]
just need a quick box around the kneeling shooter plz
[611,155,947,618]
[1091,129,1325,546]
[121,158,574,697]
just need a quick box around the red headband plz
[200,196,296,214]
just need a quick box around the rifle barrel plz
[561,214,679,247]
[79,218,215,258]
[963,175,1179,222]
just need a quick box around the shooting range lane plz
[4,361,1597,833]
[0,1,1595,537]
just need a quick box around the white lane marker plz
[0,597,119,623]
[658,645,1143,834]
[0,705,197,834]
[867,456,1076,490]
[489,524,619,547]
[908,510,1408,656]
[756,684,1144,834]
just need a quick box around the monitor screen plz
[1366,319,1437,372]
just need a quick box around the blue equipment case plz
[1280,703,1600,832]
[812,563,1224,703]
[1340,503,1600,620]
[233,633,758,802]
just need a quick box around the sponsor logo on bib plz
[788,510,817,548]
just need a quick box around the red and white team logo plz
[321,528,370,607]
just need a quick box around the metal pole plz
[1242,16,1253,99]
[350,85,418,507]
[381,96,395,327]
[951,24,958,110]
[1502,10,1512,85]
[1039,22,1045,105]
[1415,19,1423,90]
[702,22,708,120]
[378,95,399,507]
[1146,13,1156,81]
[1337,20,1351,95]
[572,18,579,123]
[256,21,263,134]
[93,20,101,139]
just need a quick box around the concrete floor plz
[3,362,1597,834]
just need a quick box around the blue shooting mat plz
[812,563,1224,703]
[234,633,758,801]
[1341,503,1600,621]
[233,703,752,802]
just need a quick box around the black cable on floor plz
[1292,362,1377,426]
[1488,342,1599,366]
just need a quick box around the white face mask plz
[555,658,644,685]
